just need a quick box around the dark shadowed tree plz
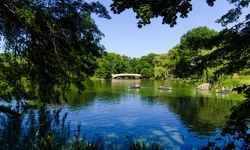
[0,0,110,103]
[110,0,217,28]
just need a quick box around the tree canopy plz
[110,0,249,28]
[0,0,110,103]
[94,52,126,79]
[110,0,218,28]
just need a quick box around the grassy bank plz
[213,75,250,90]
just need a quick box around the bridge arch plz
[111,74,143,79]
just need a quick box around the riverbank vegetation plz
[0,0,249,149]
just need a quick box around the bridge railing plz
[111,74,142,79]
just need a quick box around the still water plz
[57,79,244,149]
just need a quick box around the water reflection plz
[66,92,96,107]
[196,89,212,97]
[0,103,70,149]
[128,88,139,93]
[0,80,245,149]
[72,80,241,142]
[158,89,172,93]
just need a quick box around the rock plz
[197,83,211,90]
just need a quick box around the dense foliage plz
[110,0,217,28]
[94,53,157,79]
[94,53,126,79]
[221,86,250,149]
[0,0,110,103]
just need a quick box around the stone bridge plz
[111,74,143,79]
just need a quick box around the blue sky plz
[90,0,238,58]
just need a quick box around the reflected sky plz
[2,79,240,149]
[58,79,243,149]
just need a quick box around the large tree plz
[136,53,157,78]
[176,26,218,78]
[166,44,181,77]
[120,55,139,74]
[0,0,110,103]
[94,52,126,79]
[154,47,180,79]
[154,54,169,79]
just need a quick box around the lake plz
[53,79,244,149]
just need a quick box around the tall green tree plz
[94,52,125,79]
[166,44,181,76]
[121,55,138,74]
[180,26,218,51]
[176,26,218,78]
[154,54,168,79]
[0,0,110,103]
[136,53,157,78]
[153,48,180,80]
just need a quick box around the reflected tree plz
[0,103,70,149]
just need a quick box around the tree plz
[0,0,110,103]
[153,49,180,79]
[110,0,216,28]
[154,54,168,79]
[94,52,125,79]
[166,44,181,76]
[176,26,218,78]
[136,53,157,78]
[120,54,139,74]
[123,57,139,74]
[192,3,250,81]
[196,28,250,78]
[180,26,218,51]
[110,0,250,77]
